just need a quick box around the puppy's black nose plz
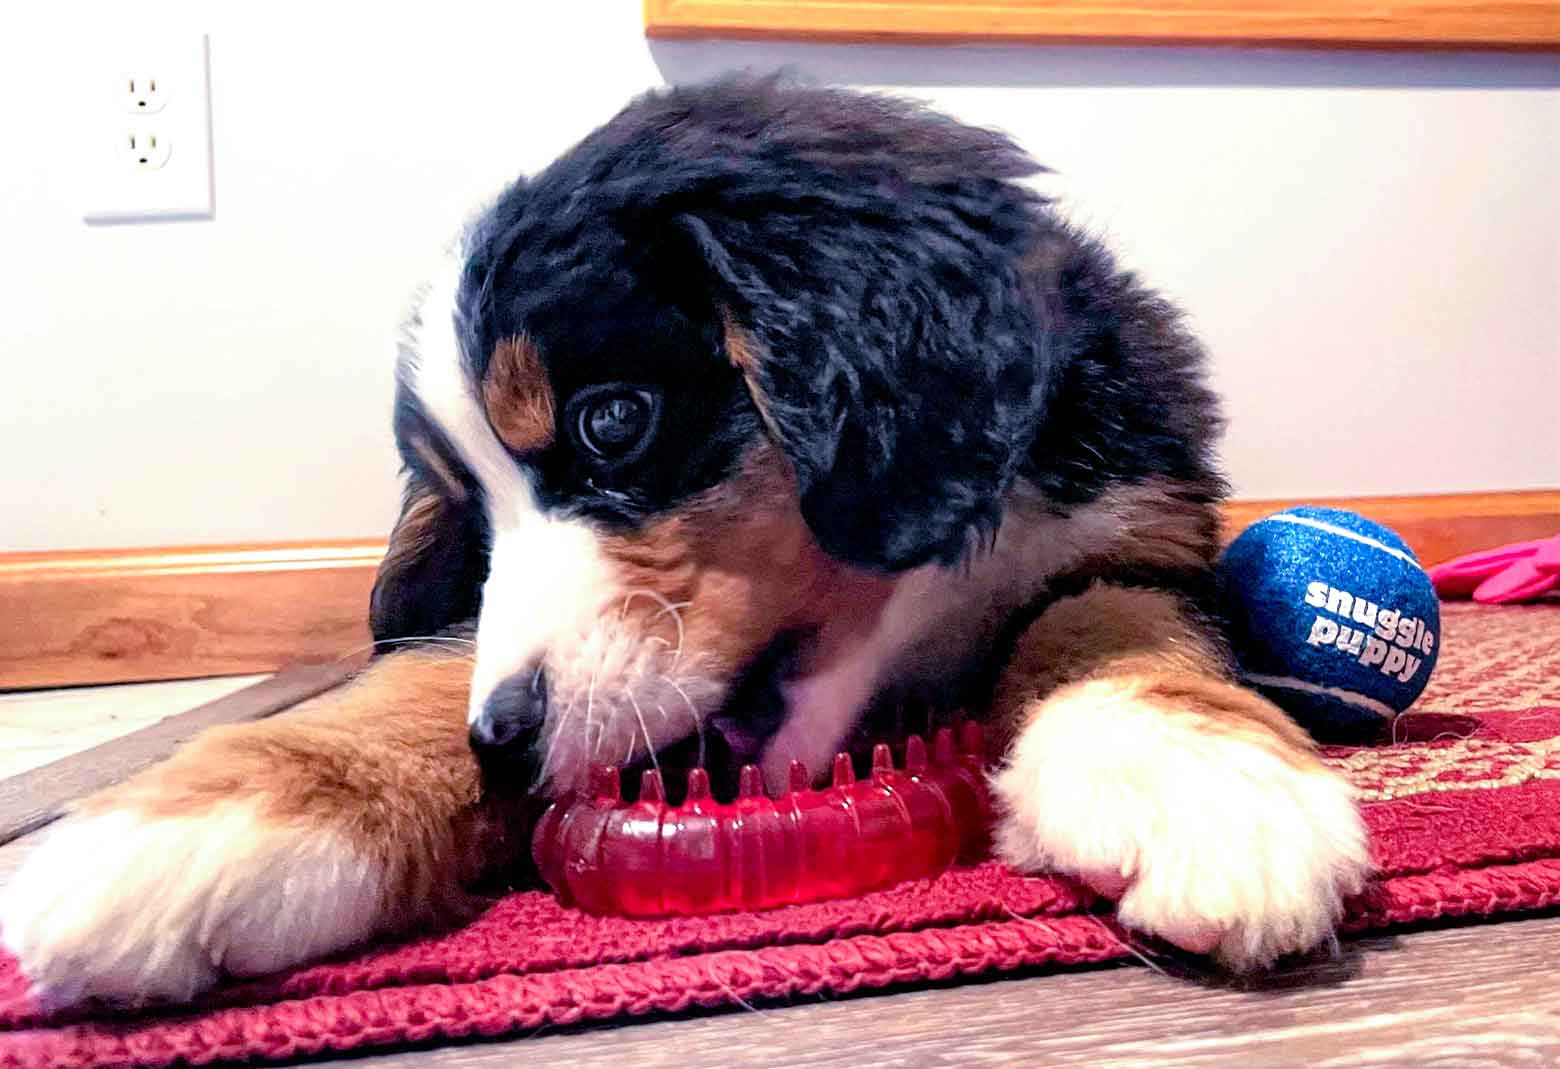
[470,667,548,754]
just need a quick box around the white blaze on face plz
[472,511,620,718]
[402,254,608,723]
[401,251,723,791]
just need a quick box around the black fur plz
[381,77,1226,625]
[369,474,488,643]
[1022,228,1226,507]
[453,78,1062,571]
[369,378,490,642]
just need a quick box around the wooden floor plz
[2,679,1558,1067]
[0,675,265,779]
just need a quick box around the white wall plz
[2,2,1556,552]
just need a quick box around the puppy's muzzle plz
[470,665,548,757]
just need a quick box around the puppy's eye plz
[575,387,657,460]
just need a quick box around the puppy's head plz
[371,79,1050,793]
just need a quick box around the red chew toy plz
[532,722,993,916]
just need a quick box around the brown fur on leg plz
[85,648,518,929]
[990,582,1316,765]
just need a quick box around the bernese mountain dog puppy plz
[0,79,1367,1008]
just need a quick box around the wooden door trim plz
[644,0,1560,50]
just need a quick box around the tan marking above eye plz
[483,334,555,453]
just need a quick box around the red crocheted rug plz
[3,603,1559,1069]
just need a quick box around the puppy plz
[0,78,1367,1008]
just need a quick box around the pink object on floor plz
[1429,534,1560,604]
[532,724,992,917]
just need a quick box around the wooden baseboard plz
[4,489,1555,689]
[0,542,383,690]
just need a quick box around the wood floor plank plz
[0,675,268,779]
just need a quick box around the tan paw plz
[992,676,1369,970]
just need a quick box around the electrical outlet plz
[125,74,167,114]
[122,130,172,170]
[83,34,213,224]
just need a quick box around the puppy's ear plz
[369,477,488,642]
[673,155,1048,572]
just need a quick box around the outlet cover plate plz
[83,33,213,224]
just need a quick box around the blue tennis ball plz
[1219,507,1440,741]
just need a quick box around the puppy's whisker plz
[333,635,477,664]
[647,635,686,672]
[654,604,690,668]
[541,690,580,786]
[661,674,705,768]
[628,591,690,669]
[620,589,681,620]
[627,690,661,782]
[627,590,688,617]
[373,634,477,649]
[586,663,602,760]
[1000,905,1169,979]
[619,590,653,620]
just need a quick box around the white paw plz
[993,677,1369,970]
[0,803,387,1008]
